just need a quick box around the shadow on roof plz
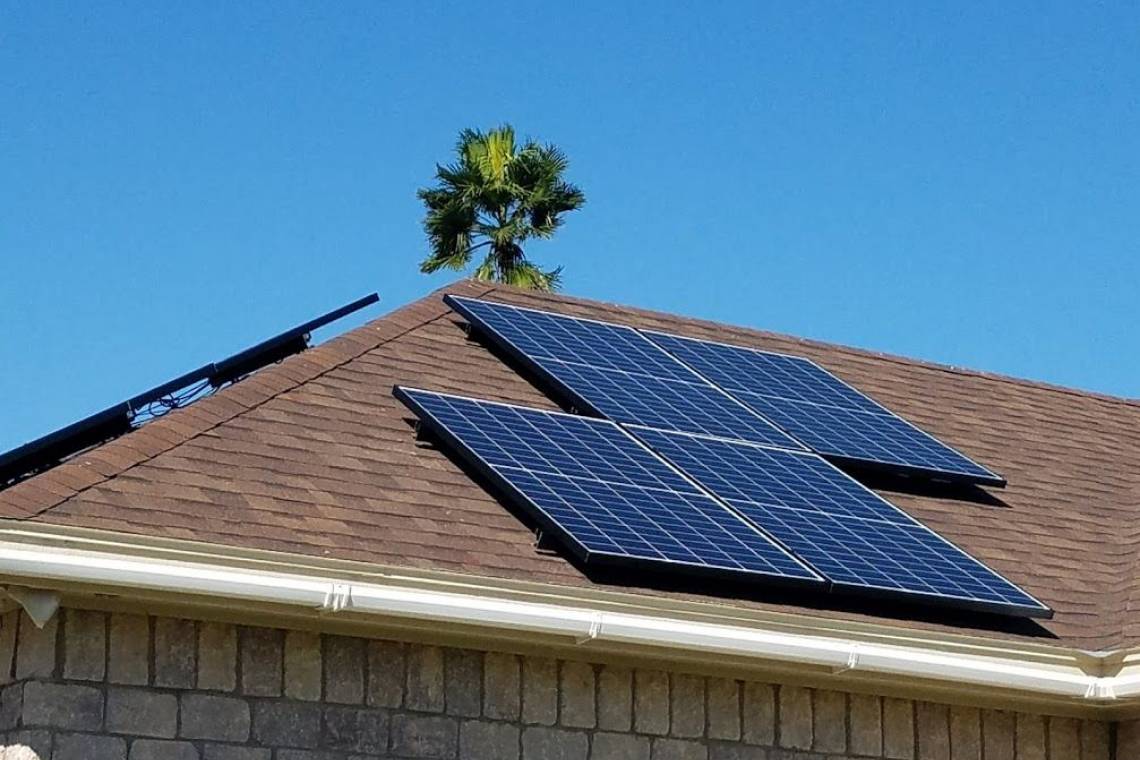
[846,468,1011,508]
[578,563,1056,639]
[451,318,582,409]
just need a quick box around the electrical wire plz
[132,379,220,424]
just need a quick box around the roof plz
[2,280,1138,650]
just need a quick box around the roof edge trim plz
[0,522,1071,659]
[0,528,1133,710]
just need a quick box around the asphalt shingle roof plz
[3,280,1138,649]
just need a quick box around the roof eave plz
[1,521,1135,718]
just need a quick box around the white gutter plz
[1102,666,1140,700]
[0,540,1125,705]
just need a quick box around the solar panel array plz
[446,296,800,449]
[413,296,1047,618]
[632,427,1045,614]
[396,387,821,583]
[645,332,1005,486]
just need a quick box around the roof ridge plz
[1,281,497,521]
[476,282,1140,411]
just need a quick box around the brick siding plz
[0,608,1124,759]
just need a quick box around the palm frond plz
[483,126,516,186]
[472,254,497,282]
[500,260,562,291]
[455,128,485,155]
[463,125,516,188]
[417,125,583,290]
[418,198,477,273]
[535,143,570,175]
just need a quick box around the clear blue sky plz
[2,2,1138,452]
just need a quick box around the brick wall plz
[0,607,1123,759]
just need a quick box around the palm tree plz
[418,126,585,291]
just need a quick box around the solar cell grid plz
[446,295,803,450]
[631,425,909,525]
[745,506,1039,607]
[396,387,821,582]
[504,469,802,570]
[647,332,882,412]
[632,427,1047,615]
[534,358,803,450]
[645,330,1004,486]
[404,388,694,491]
[448,295,699,382]
[738,393,998,481]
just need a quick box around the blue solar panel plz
[645,332,1004,486]
[395,387,822,583]
[530,358,802,449]
[737,393,998,483]
[450,296,698,382]
[446,296,802,450]
[631,427,1048,616]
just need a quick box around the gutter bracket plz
[832,643,860,675]
[576,613,603,645]
[1088,678,1114,701]
[320,583,354,614]
[4,586,61,628]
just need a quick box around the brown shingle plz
[2,279,1138,649]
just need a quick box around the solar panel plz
[395,387,822,584]
[735,393,1001,484]
[448,296,698,382]
[645,332,1005,487]
[631,427,1048,617]
[446,296,802,450]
